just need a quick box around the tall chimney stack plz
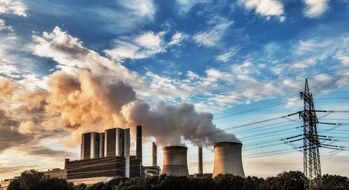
[136,125,142,165]
[198,146,203,174]
[152,142,157,166]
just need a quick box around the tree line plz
[5,170,349,190]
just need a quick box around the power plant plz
[162,146,189,176]
[64,123,245,183]
[212,142,245,177]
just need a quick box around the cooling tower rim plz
[214,142,243,146]
[163,145,188,150]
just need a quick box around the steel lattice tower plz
[299,79,321,189]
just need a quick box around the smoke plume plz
[0,27,240,149]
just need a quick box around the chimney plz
[212,142,245,177]
[136,125,142,165]
[152,142,157,167]
[198,146,203,174]
[124,128,130,178]
[162,146,189,176]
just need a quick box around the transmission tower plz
[299,79,321,189]
[282,79,346,189]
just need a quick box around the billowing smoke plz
[122,101,240,146]
[1,70,239,147]
[0,27,240,148]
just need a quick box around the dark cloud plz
[0,165,38,174]
[0,110,31,152]
[19,146,76,159]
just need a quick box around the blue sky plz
[0,0,349,179]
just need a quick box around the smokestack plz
[152,142,157,167]
[212,142,245,178]
[124,128,130,178]
[162,146,189,176]
[136,125,142,164]
[198,146,203,174]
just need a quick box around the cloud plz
[0,164,37,174]
[242,0,284,20]
[291,58,317,69]
[216,47,239,63]
[0,77,17,98]
[0,110,32,152]
[168,32,188,46]
[32,27,146,94]
[337,55,349,67]
[176,0,203,14]
[304,0,328,18]
[0,0,27,17]
[118,0,156,20]
[18,145,75,158]
[18,121,36,135]
[0,23,37,79]
[105,31,166,61]
[193,17,233,47]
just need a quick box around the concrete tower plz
[124,128,130,178]
[162,146,189,176]
[152,142,157,167]
[198,146,203,174]
[104,128,125,157]
[81,132,102,159]
[136,125,142,164]
[212,142,245,177]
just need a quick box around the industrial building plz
[65,126,143,182]
[43,168,67,179]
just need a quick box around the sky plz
[0,0,349,180]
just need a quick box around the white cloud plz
[304,0,328,18]
[32,26,148,97]
[216,47,239,63]
[291,58,317,69]
[105,31,166,61]
[242,0,284,19]
[0,29,31,78]
[0,0,27,17]
[118,0,155,19]
[337,55,349,67]
[168,32,188,46]
[176,0,203,14]
[193,17,233,47]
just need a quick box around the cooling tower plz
[162,146,189,176]
[212,142,245,177]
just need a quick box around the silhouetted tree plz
[7,170,73,190]
[7,179,21,190]
[74,183,87,190]
[214,174,244,190]
[318,174,349,190]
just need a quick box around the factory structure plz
[64,126,144,184]
[27,125,245,185]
